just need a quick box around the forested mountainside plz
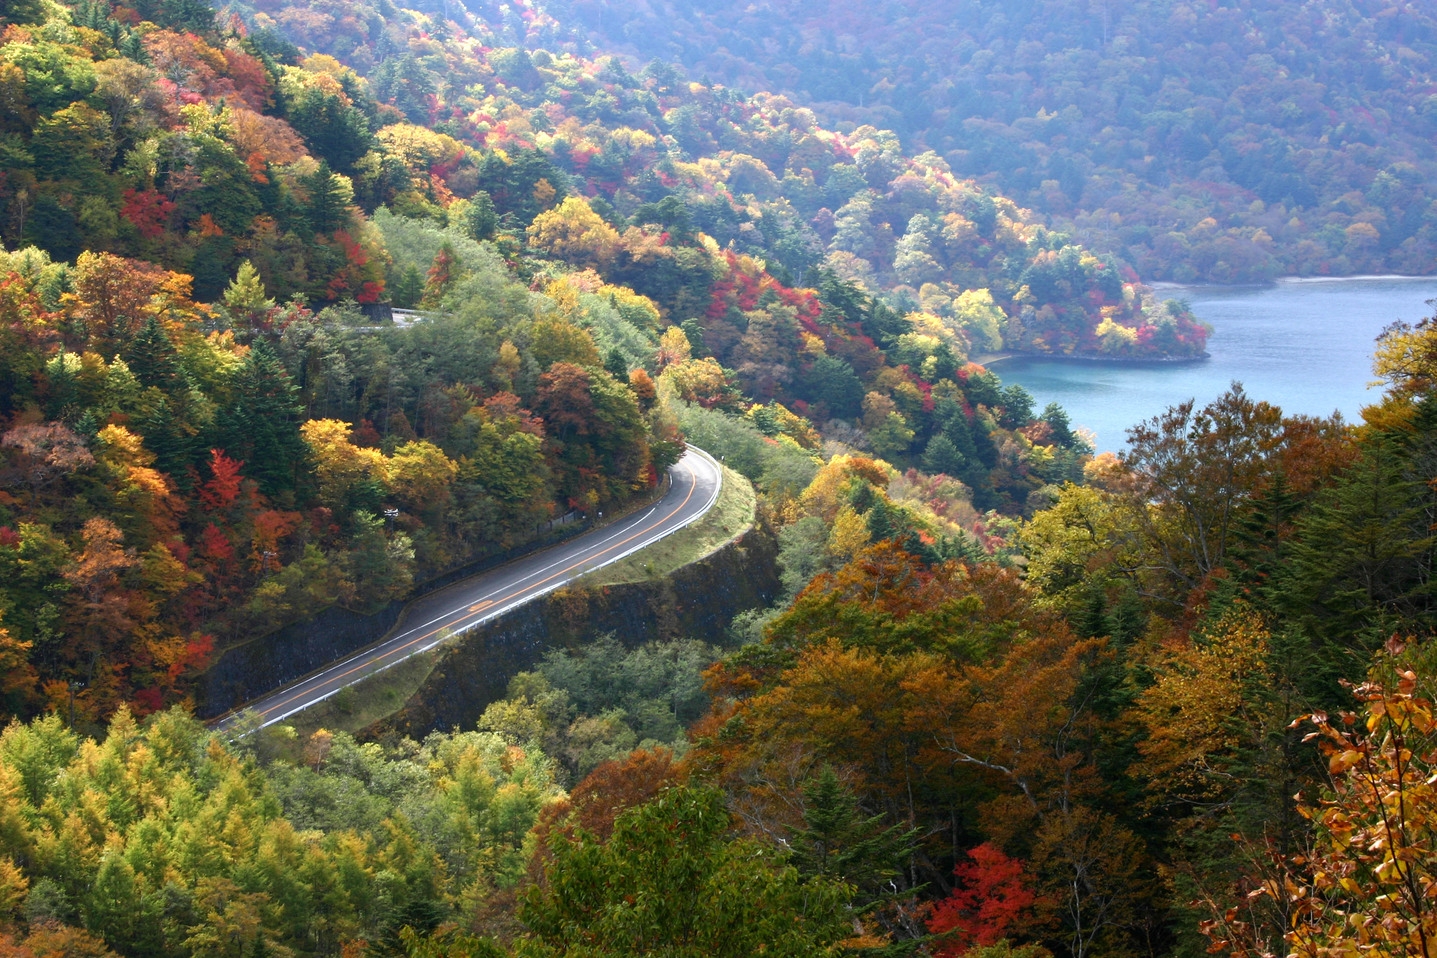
[0,0,1208,722]
[1,326,1437,958]
[3,0,1436,955]
[543,0,1437,283]
[0,0,1210,360]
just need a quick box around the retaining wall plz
[372,527,781,737]
[196,518,596,718]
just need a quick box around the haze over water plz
[992,277,1437,453]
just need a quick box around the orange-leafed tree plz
[628,368,657,411]
[225,107,308,167]
[530,747,679,887]
[196,448,246,514]
[0,612,38,718]
[1200,642,1437,958]
[692,637,945,839]
[0,273,58,415]
[65,252,199,355]
[421,241,460,309]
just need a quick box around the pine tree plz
[521,786,851,956]
[1075,587,1109,639]
[604,348,628,380]
[132,393,198,484]
[1106,588,1146,645]
[302,162,351,235]
[223,260,274,319]
[211,340,309,498]
[463,190,499,242]
[1282,432,1437,649]
[391,263,424,308]
[679,319,708,358]
[126,316,184,394]
[788,766,920,909]
[923,434,966,476]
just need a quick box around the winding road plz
[217,447,723,731]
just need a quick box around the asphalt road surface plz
[216,447,723,731]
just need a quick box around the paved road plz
[216,447,723,731]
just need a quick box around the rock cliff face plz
[195,522,596,719]
[198,601,407,720]
[372,529,781,737]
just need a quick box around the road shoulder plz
[575,464,755,587]
[247,455,740,737]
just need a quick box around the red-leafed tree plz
[421,240,458,308]
[929,843,1037,956]
[120,188,175,239]
[197,449,244,512]
[324,230,385,303]
[190,521,241,617]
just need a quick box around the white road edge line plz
[235,448,724,732]
[229,481,682,724]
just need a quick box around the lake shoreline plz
[994,277,1437,452]
[1151,273,1436,291]
[976,351,1210,368]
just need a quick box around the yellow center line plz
[252,461,702,720]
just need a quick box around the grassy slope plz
[577,465,755,587]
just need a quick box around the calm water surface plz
[992,277,1437,452]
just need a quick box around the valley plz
[0,0,1434,955]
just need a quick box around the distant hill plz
[199,0,1210,364]
[537,0,1437,283]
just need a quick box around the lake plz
[990,277,1437,453]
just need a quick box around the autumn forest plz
[0,0,1435,954]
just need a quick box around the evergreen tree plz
[133,393,199,484]
[1282,431,1437,650]
[302,162,351,235]
[923,434,966,476]
[799,354,864,419]
[157,0,214,32]
[679,319,709,358]
[0,0,48,25]
[126,317,184,394]
[866,497,898,543]
[1226,474,1305,609]
[223,260,274,317]
[1042,401,1079,449]
[604,348,628,380]
[286,88,373,175]
[211,340,309,498]
[1106,588,1146,645]
[1075,587,1109,640]
[391,263,424,308]
[43,350,80,421]
[462,190,499,242]
[997,385,1035,429]
[788,766,920,910]
[519,786,851,957]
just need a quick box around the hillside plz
[9,0,1437,956]
[0,0,1210,361]
[541,0,1437,283]
[0,0,1186,724]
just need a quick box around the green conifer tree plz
[211,339,309,498]
[463,190,499,242]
